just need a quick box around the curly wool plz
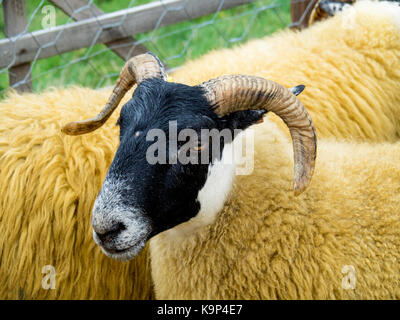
[0,87,153,299]
[172,1,400,142]
[150,120,400,299]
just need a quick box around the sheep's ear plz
[289,85,305,96]
[219,109,267,131]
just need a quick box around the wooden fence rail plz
[1,0,260,92]
[1,0,313,92]
[49,0,149,61]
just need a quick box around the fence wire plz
[0,0,304,94]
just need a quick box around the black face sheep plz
[62,52,317,261]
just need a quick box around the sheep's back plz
[150,120,400,299]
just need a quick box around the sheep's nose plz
[93,222,126,243]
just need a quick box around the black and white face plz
[91,78,266,261]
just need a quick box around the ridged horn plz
[61,52,166,135]
[199,75,317,195]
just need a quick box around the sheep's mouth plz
[93,230,150,261]
[102,247,131,254]
[99,240,147,261]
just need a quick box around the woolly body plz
[150,120,400,299]
[0,88,152,299]
[149,1,400,299]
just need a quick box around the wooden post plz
[290,0,317,29]
[49,0,148,61]
[3,0,33,92]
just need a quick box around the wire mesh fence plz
[0,0,313,94]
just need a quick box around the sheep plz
[149,120,400,299]
[0,87,153,299]
[1,0,399,299]
[172,0,400,143]
[61,51,319,271]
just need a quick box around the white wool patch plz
[356,1,400,30]
[382,1,400,30]
[195,142,236,225]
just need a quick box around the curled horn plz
[62,52,166,135]
[199,75,317,196]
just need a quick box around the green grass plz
[0,0,290,93]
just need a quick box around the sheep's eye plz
[191,142,206,152]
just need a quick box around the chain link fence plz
[0,0,313,94]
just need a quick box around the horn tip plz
[293,183,307,196]
[293,171,313,196]
[61,123,76,135]
[293,187,304,197]
[61,122,88,136]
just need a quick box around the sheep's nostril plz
[95,222,126,243]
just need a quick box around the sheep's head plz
[62,53,317,261]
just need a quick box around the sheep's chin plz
[99,239,147,262]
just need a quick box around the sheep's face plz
[92,78,265,261]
